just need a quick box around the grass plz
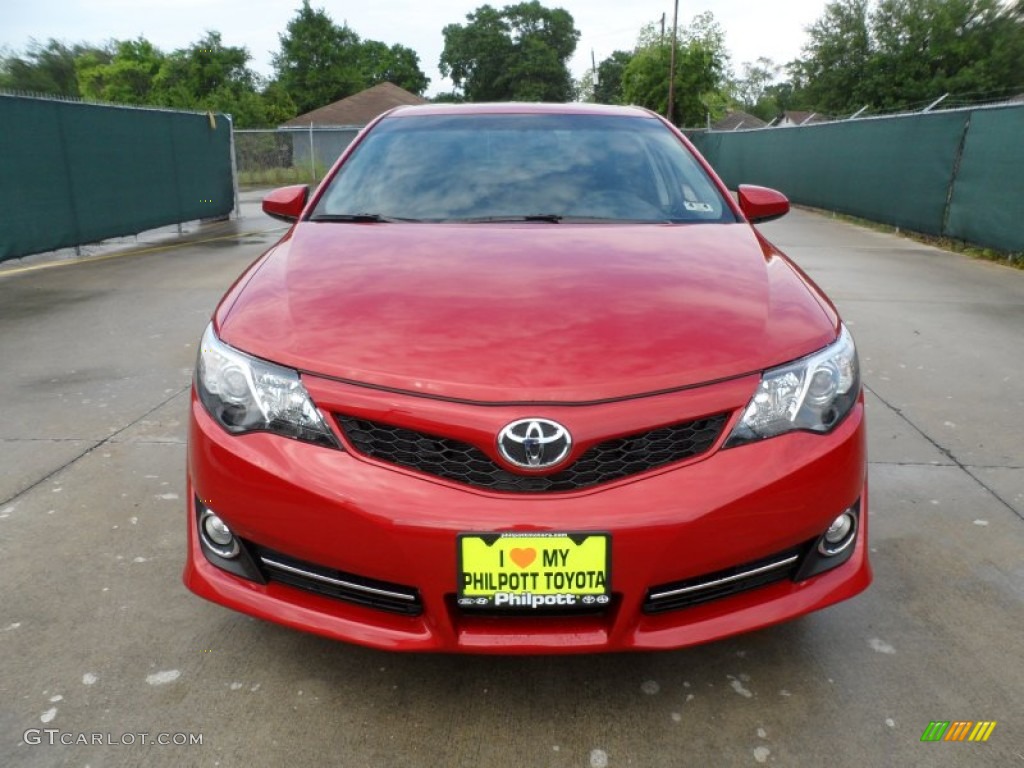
[237,166,327,188]
[800,206,1023,270]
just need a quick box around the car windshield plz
[312,113,737,224]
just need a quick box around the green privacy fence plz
[689,104,1024,254]
[0,94,234,262]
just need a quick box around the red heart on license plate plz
[509,548,536,569]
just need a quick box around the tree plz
[77,38,166,104]
[272,2,430,112]
[869,0,1019,109]
[789,0,1024,114]
[988,0,1024,96]
[164,33,255,96]
[761,81,807,116]
[594,50,632,104]
[153,32,257,106]
[1,31,299,126]
[259,80,299,125]
[732,57,780,117]
[272,1,366,114]
[440,2,580,101]
[0,39,108,96]
[358,41,430,95]
[430,91,466,103]
[788,0,873,115]
[621,14,731,127]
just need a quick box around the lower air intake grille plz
[336,413,728,493]
[643,547,805,613]
[253,546,422,616]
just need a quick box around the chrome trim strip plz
[648,554,800,601]
[260,557,417,602]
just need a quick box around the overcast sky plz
[3,0,830,95]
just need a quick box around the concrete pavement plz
[1,204,1021,767]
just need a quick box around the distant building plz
[281,82,428,171]
[712,111,768,131]
[777,110,826,127]
[283,82,427,128]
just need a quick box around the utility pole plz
[667,0,679,124]
[660,13,666,41]
[591,48,598,101]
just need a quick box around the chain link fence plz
[233,126,361,187]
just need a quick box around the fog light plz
[200,509,240,559]
[818,511,856,556]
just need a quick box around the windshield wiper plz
[457,214,564,223]
[308,213,420,223]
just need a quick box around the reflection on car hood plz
[218,222,836,402]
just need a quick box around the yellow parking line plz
[0,226,286,278]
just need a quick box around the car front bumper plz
[184,377,870,654]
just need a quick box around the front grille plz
[336,413,728,493]
[643,547,805,614]
[253,545,422,616]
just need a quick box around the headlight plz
[195,323,338,448]
[725,326,859,447]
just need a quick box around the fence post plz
[54,100,84,252]
[309,123,315,184]
[227,114,241,220]
[941,113,972,238]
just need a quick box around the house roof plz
[780,110,825,126]
[712,110,768,131]
[283,82,428,127]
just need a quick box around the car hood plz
[217,222,836,402]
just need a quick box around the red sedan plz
[184,103,869,653]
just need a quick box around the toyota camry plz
[183,103,870,653]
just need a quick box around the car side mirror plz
[737,185,790,223]
[262,185,310,223]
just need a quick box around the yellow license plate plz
[457,532,610,609]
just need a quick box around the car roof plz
[386,102,658,119]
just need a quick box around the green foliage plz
[576,68,596,102]
[440,1,580,101]
[272,1,430,114]
[760,81,808,117]
[788,0,872,114]
[237,164,328,188]
[154,32,256,104]
[0,39,108,96]
[151,32,274,127]
[869,0,1021,109]
[272,1,365,114]
[790,0,1024,114]
[594,50,632,104]
[430,91,467,103]
[259,81,300,126]
[621,14,731,127]
[77,38,166,104]
[731,57,782,119]
[2,3,429,127]
[67,33,288,127]
[358,41,430,95]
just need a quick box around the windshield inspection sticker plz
[684,201,714,212]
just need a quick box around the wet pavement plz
[1,202,1021,767]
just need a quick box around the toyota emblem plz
[497,418,572,469]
